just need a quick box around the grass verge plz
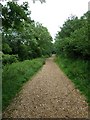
[2,58,45,110]
[55,55,90,105]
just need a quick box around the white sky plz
[1,0,90,40]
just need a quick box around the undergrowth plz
[55,55,90,105]
[2,58,45,110]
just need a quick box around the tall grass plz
[2,58,45,110]
[55,55,90,105]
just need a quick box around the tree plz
[54,12,90,59]
[2,1,31,30]
[2,1,53,61]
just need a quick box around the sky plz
[1,0,90,40]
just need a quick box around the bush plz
[2,43,12,54]
[2,54,18,65]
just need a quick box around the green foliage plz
[2,54,18,65]
[54,12,90,59]
[1,1,53,61]
[2,58,45,110]
[54,12,90,105]
[58,15,82,39]
[0,51,2,61]
[2,43,12,54]
[2,1,31,30]
[2,1,52,110]
[55,55,90,104]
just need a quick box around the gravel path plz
[3,57,89,118]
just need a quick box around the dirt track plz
[3,57,88,118]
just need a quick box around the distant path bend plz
[3,56,88,118]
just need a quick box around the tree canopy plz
[1,1,53,61]
[54,12,90,60]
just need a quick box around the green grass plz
[55,55,90,105]
[2,58,45,110]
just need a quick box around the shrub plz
[2,54,18,65]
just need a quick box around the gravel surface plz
[3,57,89,118]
